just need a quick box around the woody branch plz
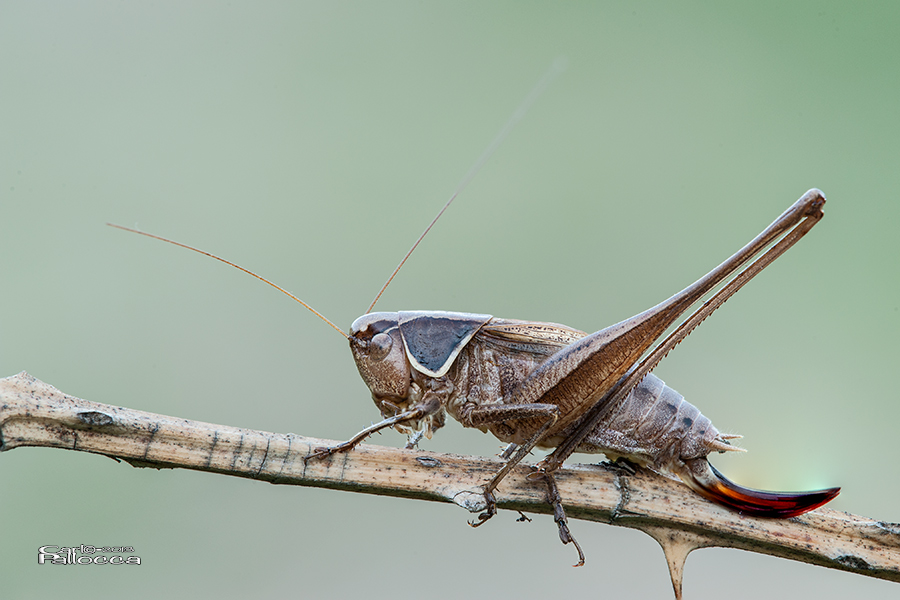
[1,371,897,585]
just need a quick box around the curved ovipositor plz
[681,458,840,518]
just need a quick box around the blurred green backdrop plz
[2,2,898,598]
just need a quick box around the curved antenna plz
[107,223,349,340]
[365,57,568,314]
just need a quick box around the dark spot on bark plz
[416,456,443,468]
[76,411,115,427]
[836,555,871,570]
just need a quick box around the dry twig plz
[1,371,897,598]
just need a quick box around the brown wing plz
[477,318,587,357]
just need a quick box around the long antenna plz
[107,223,349,339]
[365,57,568,314]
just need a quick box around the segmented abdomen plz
[575,373,737,474]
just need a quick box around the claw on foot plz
[307,443,351,462]
[468,489,497,527]
[308,447,332,461]
[541,470,586,567]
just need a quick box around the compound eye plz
[369,332,393,361]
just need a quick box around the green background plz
[2,2,898,598]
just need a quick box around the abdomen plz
[567,373,740,475]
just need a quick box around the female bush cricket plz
[109,65,839,567]
[308,188,839,566]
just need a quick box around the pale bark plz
[1,371,897,597]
